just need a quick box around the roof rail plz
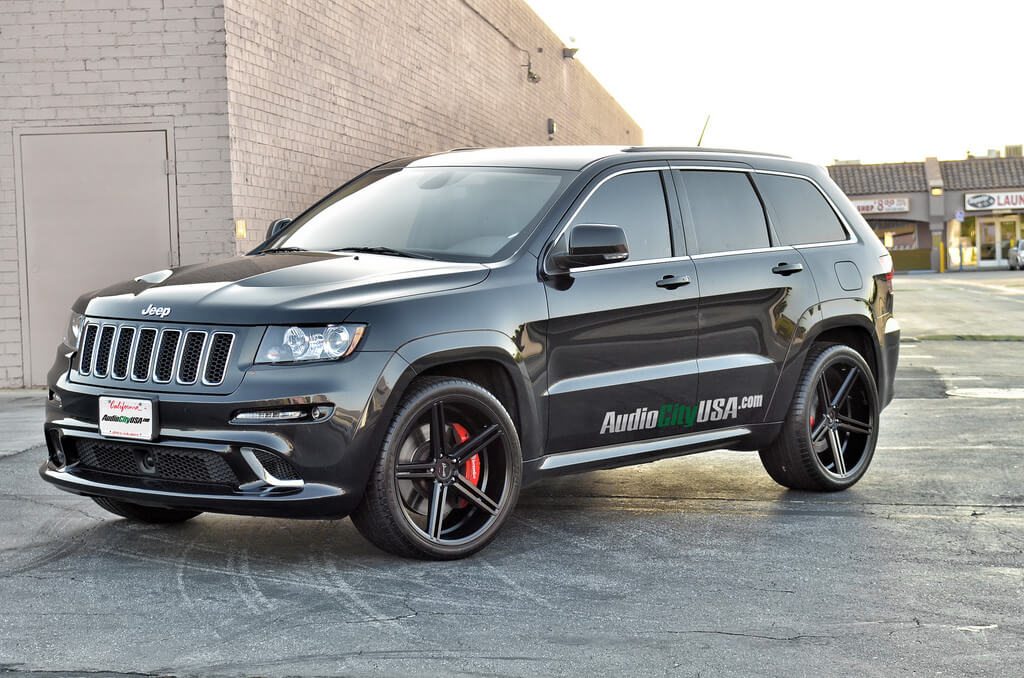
[623,146,791,159]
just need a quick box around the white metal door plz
[20,130,173,385]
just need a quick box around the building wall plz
[0,0,235,386]
[223,0,641,250]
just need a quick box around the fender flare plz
[385,330,544,460]
[763,298,882,422]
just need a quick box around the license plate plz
[99,396,155,440]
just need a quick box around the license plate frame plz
[98,396,157,441]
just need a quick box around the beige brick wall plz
[224,0,641,249]
[0,0,234,386]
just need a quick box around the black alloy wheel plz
[759,344,879,491]
[351,377,522,559]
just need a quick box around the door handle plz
[656,275,691,289]
[771,262,804,276]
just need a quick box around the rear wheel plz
[759,344,879,491]
[351,377,522,559]
[91,496,201,523]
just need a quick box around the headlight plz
[256,324,365,364]
[63,311,85,349]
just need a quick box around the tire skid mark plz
[509,512,605,552]
[476,556,557,611]
[315,550,414,637]
[229,549,269,616]
[97,545,515,615]
[0,510,98,578]
[175,541,195,608]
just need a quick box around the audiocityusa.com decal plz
[599,394,763,435]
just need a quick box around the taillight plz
[879,253,893,281]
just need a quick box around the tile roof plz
[939,157,1024,190]
[828,162,927,195]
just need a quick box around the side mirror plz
[266,218,293,240]
[552,224,629,270]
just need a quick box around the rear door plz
[542,165,700,453]
[673,168,818,431]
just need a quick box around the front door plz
[977,219,999,265]
[543,167,699,453]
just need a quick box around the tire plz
[91,496,201,523]
[351,376,522,559]
[759,344,879,491]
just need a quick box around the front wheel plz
[759,344,879,491]
[351,377,522,559]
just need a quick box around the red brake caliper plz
[451,422,480,508]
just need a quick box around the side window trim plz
[542,163,681,274]
[672,168,775,256]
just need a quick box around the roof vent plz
[1006,144,1022,158]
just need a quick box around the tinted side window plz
[754,173,848,245]
[570,171,672,261]
[678,171,769,254]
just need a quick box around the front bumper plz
[41,349,410,519]
[880,317,900,408]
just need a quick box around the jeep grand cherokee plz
[41,146,899,559]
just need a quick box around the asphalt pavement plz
[1,270,1022,677]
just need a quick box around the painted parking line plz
[895,376,982,381]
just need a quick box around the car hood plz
[76,252,491,325]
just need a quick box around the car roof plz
[403,145,792,171]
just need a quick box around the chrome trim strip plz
[538,427,749,471]
[176,330,208,385]
[697,354,773,374]
[689,245,791,260]
[151,329,182,384]
[201,332,235,386]
[567,253,694,274]
[240,448,304,489]
[545,359,698,396]
[130,327,160,382]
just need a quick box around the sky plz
[524,0,1024,167]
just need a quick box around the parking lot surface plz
[2,270,1023,677]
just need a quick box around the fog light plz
[232,409,305,423]
[311,406,328,420]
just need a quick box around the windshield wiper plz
[333,246,436,260]
[257,246,308,254]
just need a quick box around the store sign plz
[852,197,910,214]
[964,190,1024,211]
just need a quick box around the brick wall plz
[0,0,234,387]
[223,0,641,250]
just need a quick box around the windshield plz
[266,166,573,263]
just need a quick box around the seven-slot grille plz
[77,321,234,387]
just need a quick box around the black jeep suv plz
[42,146,899,559]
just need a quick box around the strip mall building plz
[828,149,1024,272]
